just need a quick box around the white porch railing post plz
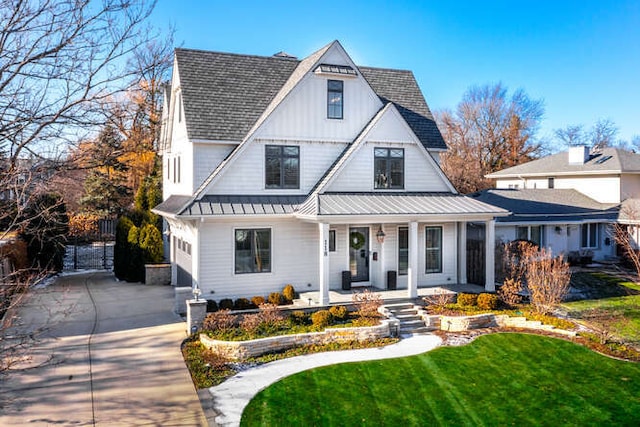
[319,222,330,305]
[485,219,496,291]
[407,221,418,298]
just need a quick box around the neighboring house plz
[475,145,640,262]
[153,41,507,304]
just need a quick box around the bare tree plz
[436,83,545,193]
[554,119,619,150]
[613,202,640,280]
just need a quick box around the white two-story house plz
[153,40,507,304]
[474,145,640,262]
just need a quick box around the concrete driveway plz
[0,272,207,426]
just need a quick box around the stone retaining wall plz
[200,321,392,361]
[145,263,171,285]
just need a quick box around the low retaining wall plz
[200,321,392,361]
[440,313,496,332]
[145,263,171,285]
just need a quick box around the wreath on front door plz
[350,231,366,250]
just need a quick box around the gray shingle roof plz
[173,45,446,151]
[471,189,619,223]
[298,192,507,217]
[175,48,298,142]
[486,147,640,178]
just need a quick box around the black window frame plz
[516,225,543,246]
[265,145,300,189]
[581,223,598,249]
[327,80,344,119]
[425,226,443,274]
[374,147,405,189]
[234,228,272,274]
[329,230,336,252]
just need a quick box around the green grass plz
[242,334,640,426]
[564,274,640,344]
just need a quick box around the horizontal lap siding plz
[198,219,319,300]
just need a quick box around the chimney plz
[568,146,589,164]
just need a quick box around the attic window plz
[315,64,357,76]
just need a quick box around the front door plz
[349,227,369,283]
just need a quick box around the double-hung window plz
[516,225,543,246]
[425,226,442,274]
[581,223,598,248]
[265,145,299,189]
[398,227,408,275]
[374,148,404,189]
[327,80,343,119]
[235,228,271,274]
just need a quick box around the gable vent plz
[315,63,357,76]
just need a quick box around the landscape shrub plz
[282,284,296,302]
[258,303,285,324]
[219,298,234,310]
[329,305,348,321]
[251,296,266,306]
[289,310,310,325]
[423,290,455,312]
[525,248,571,314]
[240,313,263,333]
[206,300,218,312]
[233,298,254,310]
[457,293,478,307]
[203,309,236,332]
[268,292,285,305]
[352,289,382,318]
[311,310,333,329]
[498,278,523,307]
[477,293,499,310]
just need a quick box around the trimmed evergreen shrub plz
[282,284,296,302]
[311,310,333,329]
[289,310,310,325]
[329,305,348,321]
[457,293,478,307]
[251,296,266,306]
[233,298,254,310]
[219,298,234,310]
[477,293,499,310]
[268,292,285,305]
[206,300,218,312]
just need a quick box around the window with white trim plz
[398,227,408,275]
[516,225,543,246]
[235,228,271,274]
[581,223,598,248]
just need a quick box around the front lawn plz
[242,333,640,426]
[564,274,640,345]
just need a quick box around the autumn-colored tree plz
[436,83,544,193]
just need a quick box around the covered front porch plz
[297,282,487,307]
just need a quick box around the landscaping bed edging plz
[200,320,392,361]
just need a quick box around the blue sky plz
[151,1,640,145]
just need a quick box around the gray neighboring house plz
[475,145,640,263]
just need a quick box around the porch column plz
[485,219,495,292]
[318,222,330,305]
[407,221,418,298]
[458,222,467,284]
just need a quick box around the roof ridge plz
[175,47,302,63]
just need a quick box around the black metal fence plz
[63,219,116,271]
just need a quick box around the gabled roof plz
[173,43,446,150]
[471,189,619,223]
[486,147,640,179]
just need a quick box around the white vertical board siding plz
[193,143,236,189]
[208,140,346,195]
[418,223,457,286]
[197,218,319,300]
[327,142,451,193]
[256,73,382,143]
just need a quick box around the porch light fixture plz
[376,226,386,244]
[192,283,201,301]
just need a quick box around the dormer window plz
[374,147,404,189]
[327,80,343,119]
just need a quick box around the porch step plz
[384,303,431,335]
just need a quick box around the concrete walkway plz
[0,272,207,426]
[209,333,443,426]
